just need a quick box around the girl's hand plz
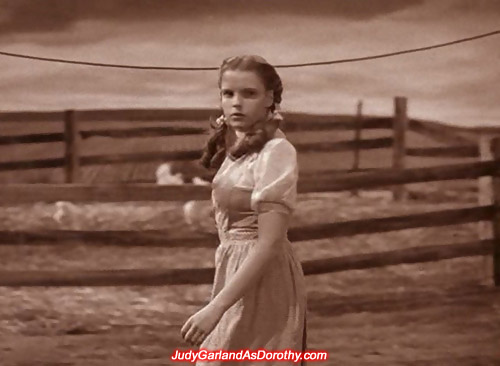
[181,302,224,346]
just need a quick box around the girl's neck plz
[225,127,243,151]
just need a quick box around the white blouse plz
[212,129,298,218]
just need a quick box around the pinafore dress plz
[197,129,308,366]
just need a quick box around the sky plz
[0,0,499,126]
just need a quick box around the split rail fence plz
[0,97,498,287]
[0,97,482,186]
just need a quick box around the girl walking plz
[181,55,307,365]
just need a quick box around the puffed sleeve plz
[250,139,298,215]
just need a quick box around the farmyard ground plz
[0,191,498,365]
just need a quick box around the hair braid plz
[199,116,227,169]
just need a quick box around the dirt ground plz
[0,190,499,365]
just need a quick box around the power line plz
[0,29,499,71]
[276,29,500,68]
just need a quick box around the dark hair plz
[200,55,283,170]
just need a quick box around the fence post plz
[478,134,494,281]
[392,96,408,201]
[351,100,363,196]
[64,110,81,183]
[491,137,500,287]
[478,134,494,239]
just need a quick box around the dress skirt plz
[196,234,308,366]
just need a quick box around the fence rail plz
[408,119,479,145]
[299,160,499,193]
[0,160,497,203]
[406,146,478,158]
[0,240,493,287]
[0,126,206,146]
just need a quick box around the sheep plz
[155,162,214,232]
[53,200,81,229]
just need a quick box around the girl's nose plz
[232,94,242,106]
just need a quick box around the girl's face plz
[220,70,273,132]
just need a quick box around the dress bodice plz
[211,129,298,242]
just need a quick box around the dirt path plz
[1,273,499,366]
[0,194,498,365]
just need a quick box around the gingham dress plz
[197,129,307,366]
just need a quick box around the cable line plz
[0,29,498,71]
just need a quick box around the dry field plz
[0,191,499,365]
[0,117,498,365]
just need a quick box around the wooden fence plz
[1,96,491,200]
[0,139,498,287]
[0,109,393,181]
[0,100,498,287]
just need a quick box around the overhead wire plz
[0,30,498,71]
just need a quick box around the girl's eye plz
[222,90,233,97]
[243,90,257,98]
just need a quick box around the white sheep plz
[155,163,185,185]
[53,200,81,229]
[155,162,213,231]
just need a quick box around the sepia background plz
[0,1,499,366]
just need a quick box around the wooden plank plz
[297,161,498,193]
[80,126,205,139]
[0,150,202,172]
[392,97,408,201]
[478,135,494,241]
[357,117,392,130]
[302,239,494,276]
[296,137,392,153]
[0,184,212,203]
[0,267,216,286]
[76,108,218,122]
[0,231,217,247]
[0,158,65,171]
[409,119,477,145]
[406,146,478,158]
[0,132,64,146]
[286,121,354,132]
[287,206,494,242]
[0,111,64,122]
[304,168,376,181]
[80,150,202,165]
[64,110,81,183]
[478,135,495,282]
[285,117,392,132]
[0,240,492,286]
[491,137,500,286]
[352,101,363,197]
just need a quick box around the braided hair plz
[200,55,284,171]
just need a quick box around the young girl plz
[181,55,307,365]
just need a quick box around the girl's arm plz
[210,209,289,313]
